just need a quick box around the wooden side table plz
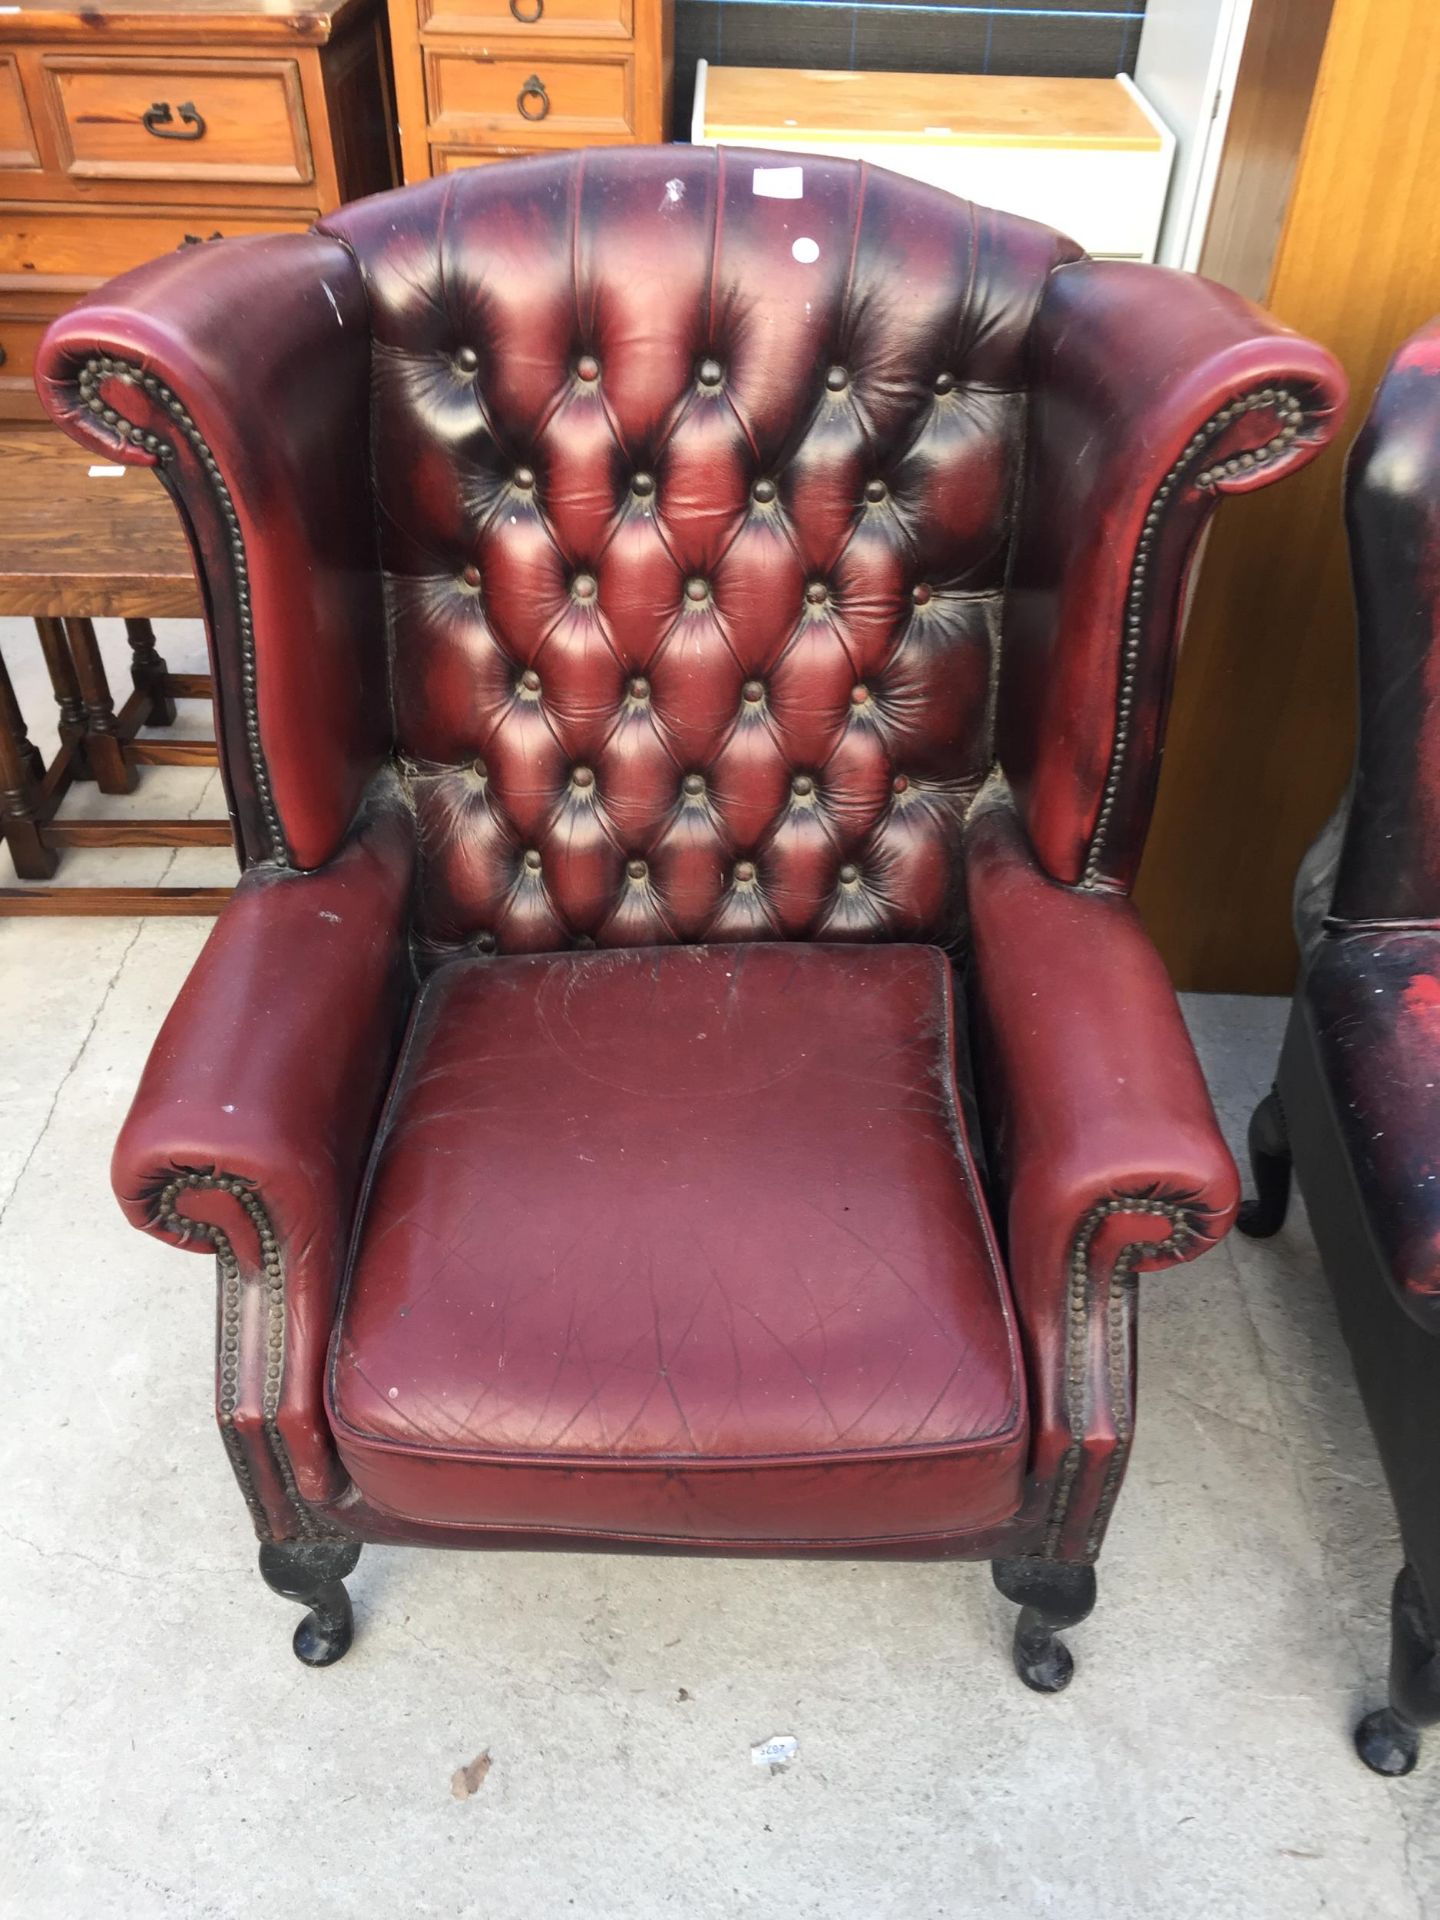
[0,422,233,914]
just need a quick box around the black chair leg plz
[1355,1564,1440,1775]
[258,1540,362,1667]
[1237,1087,1293,1237]
[992,1556,1097,1693]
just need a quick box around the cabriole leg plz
[992,1556,1097,1693]
[1237,1088,1293,1238]
[1355,1564,1440,1776]
[258,1540,362,1667]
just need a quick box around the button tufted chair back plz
[319,147,1081,956]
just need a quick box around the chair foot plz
[1355,1707,1420,1776]
[992,1557,1097,1694]
[1237,1087,1292,1237]
[1356,1564,1440,1775]
[258,1540,362,1667]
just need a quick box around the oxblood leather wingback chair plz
[1240,321,1440,1775]
[39,150,1344,1688]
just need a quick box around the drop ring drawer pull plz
[510,0,544,19]
[517,74,550,121]
[142,100,208,142]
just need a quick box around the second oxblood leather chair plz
[1240,321,1440,1775]
[38,149,1344,1689]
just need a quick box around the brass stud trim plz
[149,1167,347,1543]
[1083,385,1310,886]
[76,356,286,865]
[1046,1195,1216,1557]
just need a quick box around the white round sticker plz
[791,237,820,264]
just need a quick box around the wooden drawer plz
[432,144,571,169]
[419,0,632,40]
[1,205,318,283]
[426,50,634,143]
[41,56,314,188]
[0,309,50,415]
[1,54,40,171]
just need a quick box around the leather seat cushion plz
[328,942,1026,1545]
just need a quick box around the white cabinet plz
[691,64,1176,262]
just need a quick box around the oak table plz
[0,421,234,914]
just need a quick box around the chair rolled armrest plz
[964,791,1239,1557]
[1000,259,1347,889]
[36,232,388,871]
[113,781,416,1518]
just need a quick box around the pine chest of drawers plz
[385,0,672,182]
[0,0,398,420]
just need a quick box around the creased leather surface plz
[112,783,416,1508]
[320,149,1080,956]
[329,942,1026,1539]
[964,790,1238,1554]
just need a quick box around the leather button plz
[825,366,849,392]
[472,757,487,779]
[933,372,956,395]
[851,684,871,706]
[475,931,497,953]
[455,347,479,373]
[631,472,655,498]
[752,478,777,504]
[626,858,648,880]
[514,467,535,491]
[574,934,596,950]
[893,773,910,793]
[628,675,650,700]
[911,583,932,605]
[697,358,723,388]
[572,573,597,601]
[571,766,595,789]
[734,860,756,883]
[791,773,815,796]
[839,863,859,884]
[461,563,482,589]
[682,772,705,796]
[523,849,542,872]
[520,668,541,693]
[684,577,709,603]
[576,354,600,382]
[805,582,829,606]
[741,679,765,705]
[864,479,887,503]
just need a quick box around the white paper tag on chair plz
[751,1733,799,1768]
[752,166,804,200]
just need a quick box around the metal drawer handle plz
[510,0,544,19]
[142,100,207,141]
[517,74,550,121]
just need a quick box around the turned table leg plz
[0,645,55,880]
[64,616,136,795]
[124,618,177,727]
[34,616,91,780]
[0,645,44,789]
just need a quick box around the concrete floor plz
[2,620,1437,1917]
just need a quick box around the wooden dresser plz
[0,0,397,420]
[385,0,672,182]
